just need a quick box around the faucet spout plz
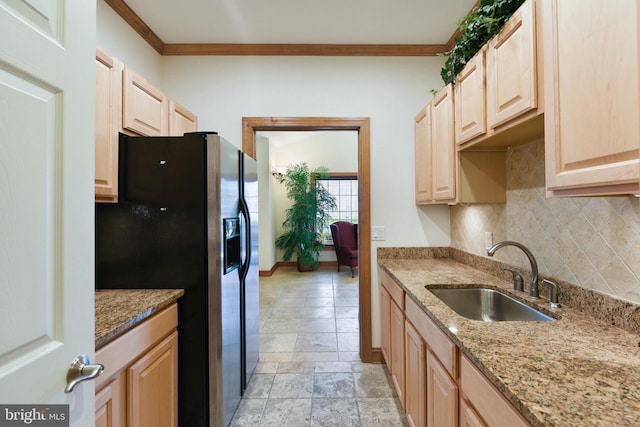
[487,240,540,298]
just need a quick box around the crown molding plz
[162,43,448,56]
[104,0,457,57]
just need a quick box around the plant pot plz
[297,260,316,272]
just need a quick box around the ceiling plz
[109,0,476,52]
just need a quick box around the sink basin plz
[428,287,555,322]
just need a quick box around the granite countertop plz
[378,257,640,427]
[95,289,184,349]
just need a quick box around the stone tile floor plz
[230,266,409,426]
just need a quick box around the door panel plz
[0,0,96,425]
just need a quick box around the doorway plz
[242,117,380,363]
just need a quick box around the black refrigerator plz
[95,132,259,427]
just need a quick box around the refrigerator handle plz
[238,197,251,281]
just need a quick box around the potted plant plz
[275,162,337,272]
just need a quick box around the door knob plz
[64,354,104,393]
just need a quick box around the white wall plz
[95,6,452,347]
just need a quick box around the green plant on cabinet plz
[440,0,526,85]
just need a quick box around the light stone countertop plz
[95,289,184,349]
[378,257,640,427]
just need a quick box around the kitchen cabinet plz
[96,304,178,427]
[414,85,456,204]
[123,67,168,136]
[455,0,544,150]
[405,296,458,427]
[542,0,640,196]
[431,84,456,202]
[460,355,529,427]
[454,48,487,145]
[380,285,392,365]
[96,373,126,427]
[416,86,506,205]
[379,269,406,407]
[405,320,426,427]
[414,105,432,204]
[427,351,458,427]
[380,278,529,427]
[486,0,538,129]
[128,332,178,427]
[168,100,198,136]
[95,49,122,203]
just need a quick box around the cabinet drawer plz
[380,269,404,309]
[405,297,457,377]
[460,355,529,427]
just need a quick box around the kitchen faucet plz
[487,241,540,299]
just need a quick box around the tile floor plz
[230,267,409,426]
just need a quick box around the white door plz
[0,1,96,426]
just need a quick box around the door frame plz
[242,116,380,363]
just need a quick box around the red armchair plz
[330,221,358,278]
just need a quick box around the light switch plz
[372,226,386,241]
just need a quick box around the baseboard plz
[259,261,339,276]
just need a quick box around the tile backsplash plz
[451,139,640,303]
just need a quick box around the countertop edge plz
[95,289,184,349]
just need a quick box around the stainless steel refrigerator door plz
[240,153,260,390]
[207,136,242,427]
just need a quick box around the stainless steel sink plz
[428,287,555,322]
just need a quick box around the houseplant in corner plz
[275,162,337,272]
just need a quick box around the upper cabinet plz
[415,85,456,205]
[542,0,640,197]
[432,85,457,202]
[168,100,198,136]
[454,48,487,145]
[95,49,122,203]
[454,0,544,150]
[414,105,432,204]
[123,68,169,136]
[416,84,506,206]
[486,0,538,128]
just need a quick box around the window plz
[316,174,358,245]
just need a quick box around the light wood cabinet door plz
[96,373,126,427]
[415,104,432,204]
[405,320,426,427]
[95,49,122,203]
[168,100,198,136]
[455,49,487,144]
[486,0,537,129]
[427,351,458,427]
[123,68,168,136]
[128,331,178,427]
[380,286,391,367]
[460,355,529,427]
[390,300,405,407]
[460,398,487,427]
[431,84,456,202]
[542,0,640,196]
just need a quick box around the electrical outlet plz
[372,226,386,241]
[485,232,493,250]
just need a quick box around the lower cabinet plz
[427,351,458,427]
[380,268,406,407]
[95,304,178,427]
[404,321,426,427]
[460,355,529,427]
[379,269,531,427]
